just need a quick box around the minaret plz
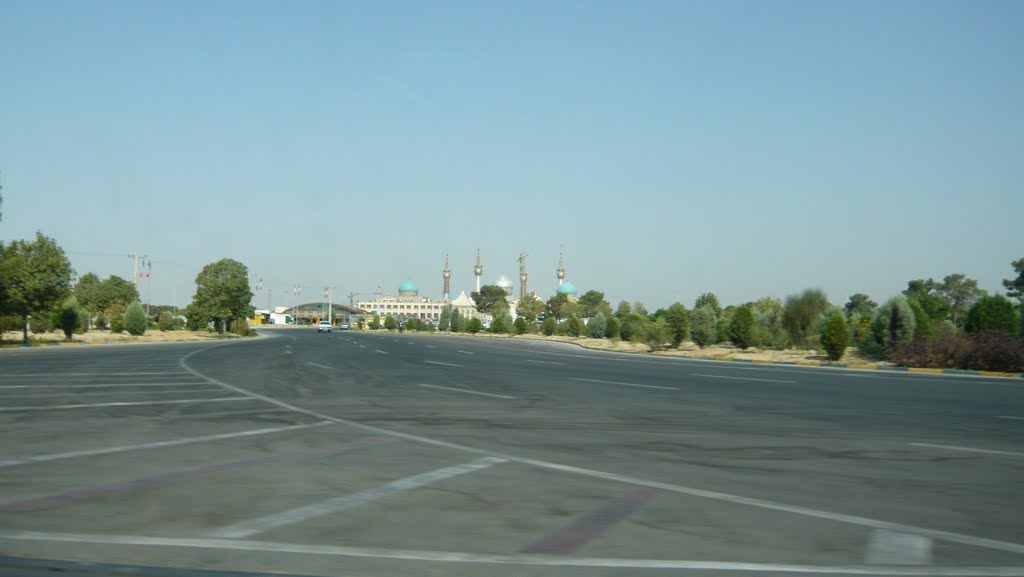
[518,252,528,300]
[556,247,566,287]
[442,254,451,301]
[474,248,483,292]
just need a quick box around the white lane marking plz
[209,457,506,538]
[998,416,1024,420]
[1,531,1021,575]
[417,384,516,400]
[306,362,333,370]
[374,349,389,355]
[425,345,437,349]
[407,341,415,344]
[0,372,192,378]
[911,443,1024,458]
[692,373,796,384]
[178,350,1024,556]
[569,377,679,391]
[424,360,464,368]
[359,345,366,348]
[865,529,932,565]
[0,422,332,468]
[526,360,566,365]
[0,397,253,412]
[0,382,209,389]
[457,350,475,355]
[0,387,227,399]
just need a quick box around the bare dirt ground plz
[1,329,242,346]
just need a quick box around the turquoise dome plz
[557,281,578,295]
[398,280,419,296]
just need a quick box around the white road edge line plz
[569,377,679,391]
[177,349,1024,556]
[0,372,192,378]
[425,345,437,349]
[998,416,1024,420]
[526,360,566,365]
[209,457,506,538]
[865,529,932,565]
[692,373,797,384]
[306,362,333,370]
[374,349,390,355]
[457,350,475,355]
[0,397,254,412]
[910,443,1024,458]
[0,530,1020,575]
[424,360,464,368]
[0,422,332,468]
[417,384,516,400]
[0,382,210,389]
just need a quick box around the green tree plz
[665,302,689,347]
[124,302,147,336]
[903,279,951,324]
[752,297,786,348]
[369,313,381,330]
[466,317,483,334]
[566,314,582,337]
[783,289,829,347]
[59,295,80,341]
[820,311,851,361]
[471,285,509,317]
[158,310,173,331]
[694,292,722,318]
[587,311,607,338]
[108,303,126,333]
[437,306,451,332]
[513,316,528,335]
[546,293,570,320]
[1003,258,1024,302]
[384,316,397,331]
[632,301,649,318]
[690,305,717,349]
[619,313,648,343]
[578,290,609,318]
[0,232,74,343]
[728,305,756,349]
[964,295,1020,335]
[645,317,671,351]
[907,298,933,341]
[451,309,464,332]
[541,317,556,336]
[844,294,877,317]
[870,296,916,359]
[490,314,507,334]
[614,300,632,321]
[515,293,544,323]
[187,259,254,334]
[605,316,620,339]
[938,274,985,327]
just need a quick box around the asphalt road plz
[1,329,1022,577]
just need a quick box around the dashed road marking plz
[692,373,796,384]
[865,529,932,565]
[417,383,516,400]
[526,360,566,366]
[910,443,1024,458]
[569,377,678,391]
[424,360,463,368]
[0,396,253,412]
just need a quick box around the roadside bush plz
[907,298,933,341]
[645,318,671,351]
[490,315,507,334]
[965,295,1020,336]
[689,305,717,348]
[76,308,90,334]
[384,316,397,331]
[820,311,851,361]
[30,314,49,334]
[605,316,620,340]
[108,303,126,333]
[727,305,756,349]
[0,315,21,334]
[752,297,786,348]
[619,314,647,343]
[665,303,689,347]
[783,289,829,347]
[891,333,1024,373]
[158,311,173,331]
[466,317,482,334]
[124,302,147,336]
[229,317,250,336]
[869,296,916,359]
[60,296,80,341]
[587,312,607,338]
[566,315,582,337]
[514,316,528,335]
[541,317,556,336]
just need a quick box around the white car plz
[317,321,332,333]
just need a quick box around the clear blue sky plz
[2,0,1021,310]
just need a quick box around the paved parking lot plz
[1,335,1022,576]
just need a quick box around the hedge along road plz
[0,330,1022,577]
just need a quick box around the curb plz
[0,335,254,350]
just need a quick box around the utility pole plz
[128,254,148,289]
[348,292,360,308]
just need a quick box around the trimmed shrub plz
[369,314,382,330]
[619,314,647,343]
[75,308,90,334]
[965,295,1020,335]
[605,316,620,339]
[645,318,671,351]
[891,333,1023,373]
[541,317,556,336]
[587,312,607,338]
[490,315,507,334]
[384,316,397,331]
[158,311,173,331]
[566,315,582,337]
[869,296,916,359]
[665,303,689,347]
[60,296,80,341]
[513,316,528,335]
[124,302,147,336]
[820,311,851,361]
[689,305,717,348]
[30,314,49,334]
[108,303,126,333]
[728,305,756,349]
[466,317,482,334]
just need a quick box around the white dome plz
[496,274,513,288]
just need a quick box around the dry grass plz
[1,329,241,345]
